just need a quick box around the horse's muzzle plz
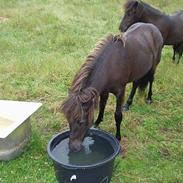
[69,139,82,152]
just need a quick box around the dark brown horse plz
[119,0,183,64]
[61,23,163,152]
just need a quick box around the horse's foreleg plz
[123,82,138,111]
[94,92,109,128]
[146,72,154,104]
[115,88,125,141]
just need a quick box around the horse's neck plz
[143,7,164,23]
[86,71,107,95]
[142,9,170,41]
[86,81,104,95]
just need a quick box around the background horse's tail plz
[138,68,154,91]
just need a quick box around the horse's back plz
[122,23,163,82]
[167,11,183,44]
[170,11,183,28]
[125,23,163,46]
[125,23,163,60]
[171,10,183,17]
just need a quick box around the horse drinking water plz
[119,0,183,64]
[61,23,163,152]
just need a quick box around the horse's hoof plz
[116,135,121,141]
[92,124,97,128]
[118,146,123,155]
[122,105,130,112]
[146,98,152,104]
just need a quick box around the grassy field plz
[0,0,183,182]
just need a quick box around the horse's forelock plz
[61,87,98,123]
[61,94,81,122]
[77,87,98,104]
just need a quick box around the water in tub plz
[52,135,114,166]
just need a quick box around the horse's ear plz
[131,1,144,15]
[124,0,139,11]
[134,1,139,8]
[131,1,139,11]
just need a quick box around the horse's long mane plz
[70,34,114,93]
[61,34,114,122]
[124,1,163,15]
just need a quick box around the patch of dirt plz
[0,17,9,22]
[160,127,182,134]
[160,147,171,157]
[160,127,169,133]
[127,118,144,131]
[120,137,129,158]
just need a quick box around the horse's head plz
[119,1,144,32]
[62,87,98,152]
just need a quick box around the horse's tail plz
[138,68,154,91]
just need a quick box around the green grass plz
[0,0,183,182]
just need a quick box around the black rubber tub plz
[47,129,120,183]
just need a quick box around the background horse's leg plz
[172,45,176,63]
[177,54,181,64]
[123,81,138,111]
[94,92,109,127]
[146,72,154,104]
[115,88,125,141]
[177,45,183,64]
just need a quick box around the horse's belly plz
[129,57,154,82]
[166,33,183,45]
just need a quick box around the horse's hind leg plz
[177,54,181,64]
[146,72,154,104]
[123,81,138,111]
[115,88,125,141]
[172,45,176,63]
[177,46,183,64]
[94,92,109,128]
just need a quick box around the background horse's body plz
[62,23,163,152]
[167,11,183,45]
[119,1,183,64]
